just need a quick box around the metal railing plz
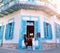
[0,0,18,12]
[0,0,56,13]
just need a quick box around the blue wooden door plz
[18,20,26,49]
[34,20,41,50]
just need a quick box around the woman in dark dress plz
[24,35,28,48]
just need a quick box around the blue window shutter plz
[55,23,57,38]
[5,22,14,40]
[0,25,4,46]
[21,20,26,39]
[48,24,52,39]
[5,24,10,40]
[55,23,59,39]
[55,23,60,43]
[44,22,52,39]
[0,26,2,40]
[35,21,40,38]
[44,22,47,39]
[0,25,4,40]
[35,21,38,34]
[10,22,14,39]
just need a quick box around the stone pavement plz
[0,47,60,53]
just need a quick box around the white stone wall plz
[0,10,21,44]
[0,9,58,45]
[20,9,56,43]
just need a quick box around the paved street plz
[0,47,60,53]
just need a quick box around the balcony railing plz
[0,0,17,11]
[0,0,57,17]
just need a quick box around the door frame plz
[18,15,41,50]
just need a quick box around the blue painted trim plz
[43,22,52,40]
[18,16,23,49]
[21,0,36,5]
[5,18,15,40]
[21,15,40,18]
[54,23,60,43]
[18,15,42,50]
[0,23,4,46]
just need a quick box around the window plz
[44,22,52,39]
[5,22,14,40]
[55,23,60,39]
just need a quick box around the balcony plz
[0,0,57,17]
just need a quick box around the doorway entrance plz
[24,21,34,48]
[19,16,41,50]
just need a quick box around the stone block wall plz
[2,43,18,49]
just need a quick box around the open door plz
[24,21,34,47]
